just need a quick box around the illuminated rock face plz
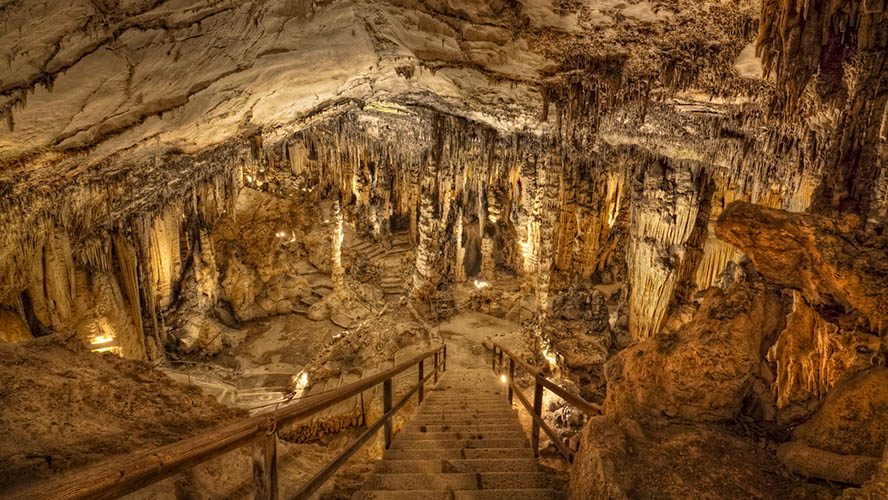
[605,280,785,422]
[626,159,706,340]
[716,201,888,335]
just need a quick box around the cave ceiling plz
[0,0,885,275]
[0,0,766,180]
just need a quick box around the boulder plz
[777,441,880,485]
[569,416,799,500]
[716,201,888,333]
[604,281,784,421]
[792,367,888,458]
[840,445,888,499]
[0,309,32,343]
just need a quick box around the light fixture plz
[500,374,507,384]
[473,280,489,289]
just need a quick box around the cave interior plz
[0,0,887,499]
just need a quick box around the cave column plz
[535,155,560,318]
[481,188,497,281]
[519,161,539,291]
[454,205,466,282]
[331,199,345,293]
[533,155,561,369]
[410,161,441,301]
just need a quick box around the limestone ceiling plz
[0,0,766,171]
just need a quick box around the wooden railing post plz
[383,378,393,448]
[531,376,544,458]
[418,359,424,403]
[508,358,515,404]
[443,345,447,371]
[433,352,439,383]
[252,431,278,500]
[492,345,497,372]
[498,349,503,376]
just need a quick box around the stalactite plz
[148,207,181,310]
[627,157,706,339]
[137,214,164,356]
[113,234,144,350]
[768,292,882,410]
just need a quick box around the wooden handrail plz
[483,340,601,462]
[14,344,447,500]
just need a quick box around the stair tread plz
[354,368,563,499]
[376,458,541,474]
[384,448,535,460]
[364,472,562,490]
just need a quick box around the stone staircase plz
[353,370,567,499]
[348,230,413,297]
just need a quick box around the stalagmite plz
[331,199,345,293]
[411,161,442,302]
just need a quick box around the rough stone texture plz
[777,441,880,486]
[768,292,883,425]
[569,416,800,500]
[604,280,784,422]
[0,308,32,343]
[0,334,244,495]
[840,445,888,500]
[214,188,314,322]
[546,288,613,369]
[716,201,888,334]
[791,368,888,458]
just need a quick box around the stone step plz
[397,430,527,442]
[423,396,507,401]
[404,424,524,433]
[363,472,563,491]
[376,458,541,474]
[413,411,518,419]
[366,247,385,258]
[407,418,520,426]
[454,490,562,500]
[383,448,534,461]
[420,403,512,410]
[351,242,374,252]
[355,489,561,500]
[389,439,529,450]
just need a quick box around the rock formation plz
[0,0,886,497]
[604,280,784,422]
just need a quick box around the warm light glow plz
[291,372,309,394]
[473,280,489,289]
[542,347,558,369]
[246,175,253,183]
[90,335,114,344]
[519,239,531,258]
[500,374,507,384]
[607,206,619,227]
